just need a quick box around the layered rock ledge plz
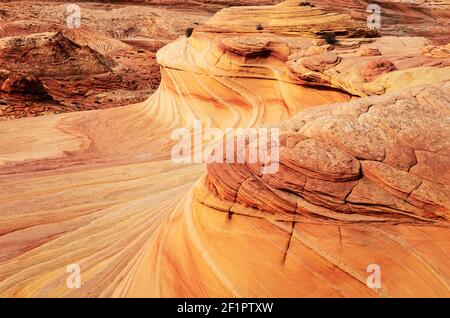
[203,83,450,224]
[0,0,449,298]
[152,0,449,128]
[142,82,450,298]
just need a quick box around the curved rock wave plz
[146,82,450,298]
[0,0,449,297]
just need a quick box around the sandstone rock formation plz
[205,83,450,227]
[302,0,450,44]
[157,83,450,297]
[2,0,448,119]
[152,0,449,128]
[0,32,117,77]
[1,74,53,101]
[0,0,449,298]
[0,1,214,119]
[0,28,161,119]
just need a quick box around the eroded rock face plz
[155,0,450,123]
[108,0,450,294]
[300,0,450,44]
[204,83,450,223]
[359,46,381,57]
[422,43,450,58]
[1,73,53,101]
[0,0,449,299]
[298,52,340,72]
[0,32,116,77]
[0,28,164,119]
[0,1,215,119]
[361,58,396,82]
[205,0,376,36]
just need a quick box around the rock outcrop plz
[204,83,450,224]
[1,73,53,101]
[0,32,116,77]
[0,1,214,119]
[0,0,449,298]
[301,0,450,44]
[152,0,449,128]
[144,82,450,298]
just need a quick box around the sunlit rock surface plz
[0,0,449,297]
[154,0,449,128]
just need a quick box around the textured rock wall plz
[0,0,449,297]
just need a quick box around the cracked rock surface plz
[204,83,450,224]
[0,0,449,297]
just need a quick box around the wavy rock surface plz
[152,0,449,128]
[0,29,160,119]
[302,0,450,44]
[0,0,449,297]
[205,82,450,225]
[147,82,450,298]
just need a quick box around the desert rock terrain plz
[0,1,215,119]
[0,0,449,297]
